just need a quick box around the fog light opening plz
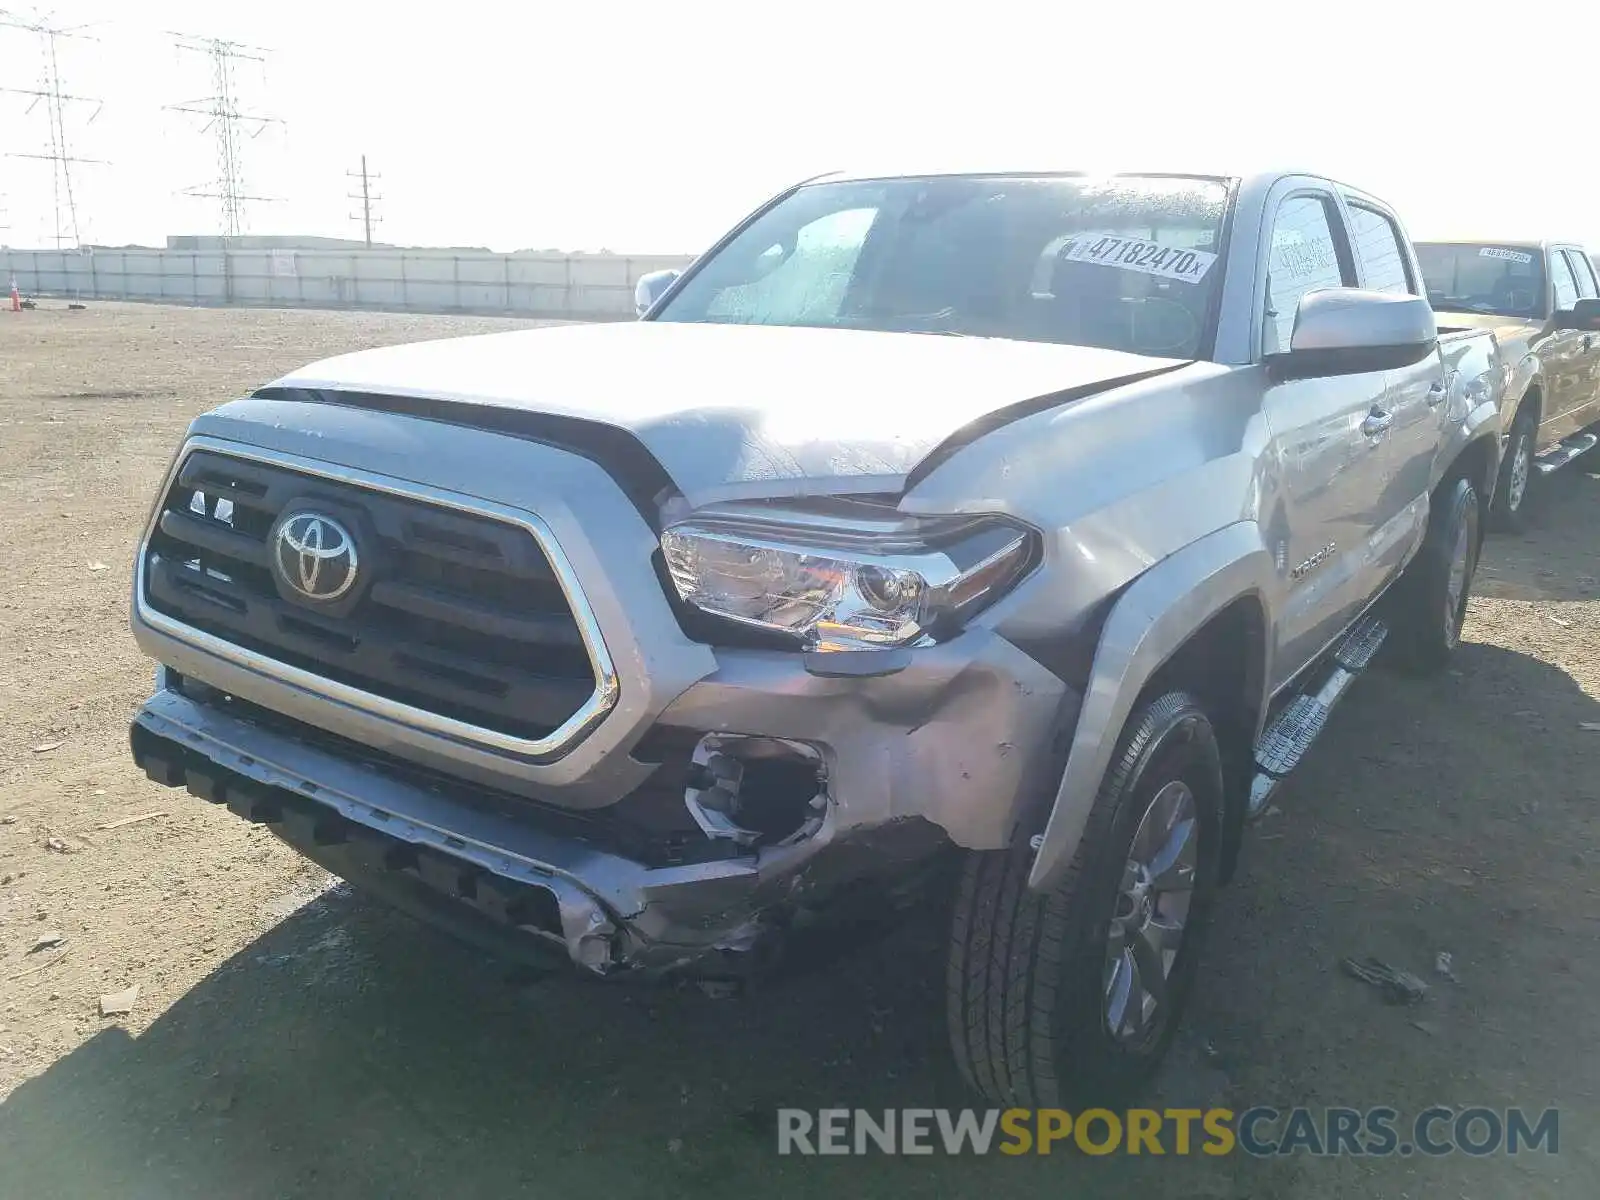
[684,735,827,847]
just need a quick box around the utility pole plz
[165,32,283,238]
[0,11,106,249]
[346,154,381,247]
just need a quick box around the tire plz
[946,691,1224,1107]
[1490,411,1536,533]
[1389,475,1481,675]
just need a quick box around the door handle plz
[1584,334,1593,351]
[1426,380,1447,406]
[1361,408,1395,438]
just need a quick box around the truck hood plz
[263,321,1188,507]
[1434,310,1540,344]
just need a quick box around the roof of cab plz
[799,164,1403,209]
[812,162,1274,185]
[1413,237,1592,253]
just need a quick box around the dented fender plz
[1027,522,1278,892]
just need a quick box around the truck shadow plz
[1,594,1596,1198]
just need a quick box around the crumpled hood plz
[265,320,1188,506]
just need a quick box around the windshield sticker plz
[1059,234,1218,284]
[1479,247,1534,265]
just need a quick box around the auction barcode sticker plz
[1059,234,1218,284]
[1479,247,1534,264]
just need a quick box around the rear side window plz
[1562,249,1597,299]
[1264,194,1351,355]
[1550,251,1581,312]
[1346,204,1414,294]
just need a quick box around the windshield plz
[653,174,1232,359]
[1415,243,1546,320]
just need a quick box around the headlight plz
[660,507,1035,651]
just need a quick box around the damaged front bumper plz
[131,679,959,977]
[125,419,1086,978]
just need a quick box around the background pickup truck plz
[1415,239,1600,529]
[128,167,1503,1107]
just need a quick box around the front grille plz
[141,449,601,743]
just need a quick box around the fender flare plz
[1027,522,1277,891]
[1507,358,1543,428]
[1439,368,1506,508]
[1462,397,1503,497]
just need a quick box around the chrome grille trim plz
[134,436,620,762]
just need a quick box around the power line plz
[346,154,381,248]
[0,10,106,249]
[165,31,283,238]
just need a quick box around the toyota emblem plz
[273,511,359,602]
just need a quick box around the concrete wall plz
[1,246,698,320]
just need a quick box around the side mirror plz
[1554,297,1600,331]
[634,269,682,318]
[1267,289,1437,380]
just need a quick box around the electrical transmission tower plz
[347,155,381,247]
[0,10,106,249]
[165,32,283,238]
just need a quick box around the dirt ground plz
[0,302,1597,1199]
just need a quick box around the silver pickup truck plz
[128,167,1503,1106]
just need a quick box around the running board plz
[1247,614,1388,818]
[1534,431,1599,475]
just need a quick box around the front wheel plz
[1490,411,1536,532]
[1390,475,1481,675]
[946,691,1223,1107]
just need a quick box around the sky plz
[1,0,1597,254]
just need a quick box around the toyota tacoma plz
[129,167,1504,1104]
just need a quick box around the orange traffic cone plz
[8,279,18,312]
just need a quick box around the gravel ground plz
[0,301,1597,1199]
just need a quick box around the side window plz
[706,206,878,323]
[1264,194,1351,355]
[1549,251,1581,312]
[1562,249,1597,299]
[1346,204,1415,295]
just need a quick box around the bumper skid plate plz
[129,681,961,981]
[131,719,618,972]
[127,687,819,977]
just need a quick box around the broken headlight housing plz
[660,503,1036,651]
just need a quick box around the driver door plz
[1557,248,1600,433]
[1539,250,1591,444]
[1258,188,1395,693]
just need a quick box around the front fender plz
[1027,522,1277,892]
[1506,356,1543,429]
[1438,341,1506,499]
